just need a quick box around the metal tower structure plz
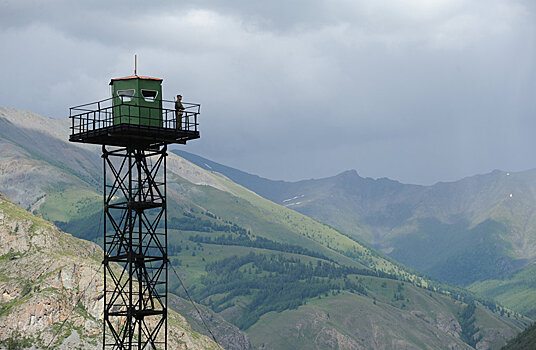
[69,75,200,349]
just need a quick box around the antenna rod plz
[135,54,137,75]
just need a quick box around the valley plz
[177,149,536,319]
[0,107,533,349]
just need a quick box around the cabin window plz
[141,89,158,102]
[117,89,135,102]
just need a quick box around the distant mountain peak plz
[336,169,360,177]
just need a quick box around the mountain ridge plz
[173,149,536,320]
[0,107,529,349]
[174,150,536,275]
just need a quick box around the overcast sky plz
[1,0,535,185]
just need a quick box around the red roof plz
[109,75,163,85]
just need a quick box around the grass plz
[7,153,527,349]
[167,312,221,350]
[175,175,430,286]
[0,331,35,349]
[245,281,524,350]
[39,188,102,241]
[0,194,54,233]
[40,188,100,223]
[469,263,536,318]
[168,237,327,289]
[502,322,536,350]
[33,165,520,334]
[246,290,448,349]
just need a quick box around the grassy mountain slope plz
[469,262,536,319]
[176,150,536,289]
[0,107,100,213]
[169,168,420,280]
[168,294,252,350]
[168,227,526,349]
[0,108,529,349]
[502,322,536,350]
[0,192,220,349]
[247,286,520,350]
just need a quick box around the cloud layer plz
[1,0,535,184]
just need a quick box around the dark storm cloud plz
[0,0,535,184]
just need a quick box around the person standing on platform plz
[175,94,184,130]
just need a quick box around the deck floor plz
[70,124,200,147]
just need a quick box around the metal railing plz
[70,96,200,136]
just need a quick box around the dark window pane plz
[141,89,158,102]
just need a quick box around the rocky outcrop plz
[168,294,252,350]
[0,193,221,349]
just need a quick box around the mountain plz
[175,151,536,295]
[0,107,529,349]
[178,151,536,322]
[168,294,252,350]
[502,322,536,349]
[171,150,293,201]
[0,192,220,349]
[468,262,536,319]
[0,108,101,211]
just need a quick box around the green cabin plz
[110,75,163,127]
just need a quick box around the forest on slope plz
[178,149,536,319]
[0,107,530,349]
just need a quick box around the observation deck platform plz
[69,97,200,148]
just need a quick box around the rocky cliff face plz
[0,193,220,349]
[168,294,252,350]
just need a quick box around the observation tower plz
[69,72,200,349]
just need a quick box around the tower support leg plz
[102,145,168,350]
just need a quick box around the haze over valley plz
[1,107,535,349]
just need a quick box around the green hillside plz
[35,150,530,348]
[248,287,522,350]
[177,151,536,289]
[502,322,536,350]
[0,108,530,349]
[469,263,536,319]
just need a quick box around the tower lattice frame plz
[103,145,168,349]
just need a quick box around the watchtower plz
[69,73,200,349]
